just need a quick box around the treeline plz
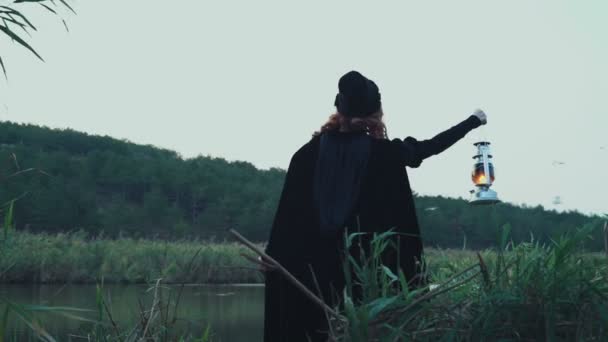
[0,121,282,240]
[0,121,604,249]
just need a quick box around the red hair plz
[314,109,388,139]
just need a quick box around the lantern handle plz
[479,122,487,143]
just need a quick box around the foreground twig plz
[371,263,480,326]
[396,270,481,335]
[171,247,203,325]
[100,292,120,338]
[141,278,162,340]
[228,229,346,322]
[309,264,338,340]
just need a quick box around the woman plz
[261,71,486,342]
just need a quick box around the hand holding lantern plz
[473,109,487,125]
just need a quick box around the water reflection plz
[0,284,264,341]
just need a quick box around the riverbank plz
[2,229,608,340]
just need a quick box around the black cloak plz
[263,115,482,342]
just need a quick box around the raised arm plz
[395,110,486,167]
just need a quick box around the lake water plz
[0,284,265,341]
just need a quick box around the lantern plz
[469,141,500,205]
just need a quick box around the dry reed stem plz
[100,292,120,338]
[140,278,162,340]
[604,221,608,257]
[372,263,479,326]
[229,228,346,322]
[392,270,481,338]
[308,264,339,341]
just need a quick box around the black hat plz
[334,71,381,118]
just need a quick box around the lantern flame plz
[471,163,495,185]
[472,173,495,185]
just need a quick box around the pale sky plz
[0,1,606,216]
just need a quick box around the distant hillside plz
[0,121,604,249]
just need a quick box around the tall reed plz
[331,223,608,341]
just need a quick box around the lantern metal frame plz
[469,141,500,205]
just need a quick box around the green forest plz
[0,120,604,249]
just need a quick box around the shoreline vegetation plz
[2,205,608,340]
[0,231,263,284]
[1,230,605,285]
[1,226,607,341]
